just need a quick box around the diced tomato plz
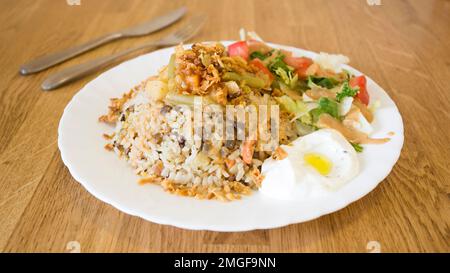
[350,75,370,105]
[284,56,313,78]
[250,58,274,83]
[228,41,249,60]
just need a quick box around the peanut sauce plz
[352,98,374,123]
[305,89,336,100]
[317,114,390,144]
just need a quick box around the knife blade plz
[19,6,187,75]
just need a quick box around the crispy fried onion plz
[174,43,225,96]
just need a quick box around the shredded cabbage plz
[315,52,349,73]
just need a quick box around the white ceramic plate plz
[58,42,404,231]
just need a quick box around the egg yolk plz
[304,153,332,176]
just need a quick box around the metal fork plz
[41,15,206,91]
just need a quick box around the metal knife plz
[19,6,186,75]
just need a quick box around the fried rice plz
[100,42,301,200]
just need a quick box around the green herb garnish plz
[336,81,359,102]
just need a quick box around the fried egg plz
[260,129,359,200]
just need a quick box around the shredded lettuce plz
[299,113,313,125]
[309,97,339,122]
[274,67,298,88]
[295,120,316,136]
[307,76,340,89]
[268,51,292,73]
[307,76,321,90]
[250,51,268,60]
[276,95,308,118]
[264,51,299,89]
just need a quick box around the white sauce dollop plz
[260,129,359,201]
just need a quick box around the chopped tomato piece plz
[228,41,249,60]
[350,75,370,105]
[250,58,274,83]
[284,56,313,78]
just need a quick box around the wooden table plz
[1,0,448,253]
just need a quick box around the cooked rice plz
[100,43,301,201]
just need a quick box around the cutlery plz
[41,15,205,91]
[20,7,187,75]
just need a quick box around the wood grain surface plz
[0,0,449,253]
